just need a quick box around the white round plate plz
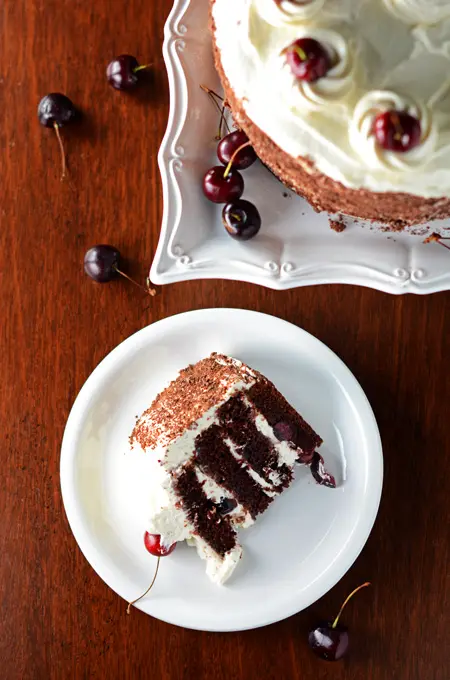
[60,309,383,632]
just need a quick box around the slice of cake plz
[131,353,335,585]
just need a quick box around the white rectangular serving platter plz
[150,0,450,295]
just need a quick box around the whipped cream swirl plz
[383,0,450,24]
[258,0,325,25]
[271,30,356,113]
[349,91,437,172]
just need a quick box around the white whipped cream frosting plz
[212,0,450,197]
[383,0,450,24]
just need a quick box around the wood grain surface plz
[1,1,449,679]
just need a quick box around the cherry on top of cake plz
[225,0,445,179]
[278,28,423,154]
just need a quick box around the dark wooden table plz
[1,2,449,679]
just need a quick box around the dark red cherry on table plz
[84,245,120,283]
[284,38,331,82]
[373,110,421,153]
[308,583,371,661]
[106,54,149,90]
[217,130,257,170]
[38,93,78,128]
[309,622,349,661]
[144,532,177,557]
[222,200,261,240]
[203,166,244,203]
[38,93,78,180]
[84,245,157,295]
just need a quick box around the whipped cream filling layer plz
[212,0,450,197]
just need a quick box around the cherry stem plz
[53,123,67,181]
[436,240,450,251]
[133,64,152,73]
[293,46,307,62]
[390,112,404,141]
[126,556,160,614]
[424,233,450,249]
[200,84,224,102]
[332,582,371,629]
[113,266,157,297]
[200,85,230,139]
[223,142,252,178]
[217,104,228,140]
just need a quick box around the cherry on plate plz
[222,200,261,240]
[144,532,177,557]
[203,166,244,204]
[217,130,257,170]
[127,532,176,614]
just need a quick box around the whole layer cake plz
[131,353,335,585]
[210,0,450,227]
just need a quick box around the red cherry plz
[222,199,261,240]
[202,166,244,203]
[284,38,331,83]
[144,532,177,557]
[308,583,371,661]
[373,110,421,153]
[217,130,257,170]
[308,622,349,661]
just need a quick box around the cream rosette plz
[349,91,438,173]
[272,29,356,113]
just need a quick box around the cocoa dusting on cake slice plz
[195,424,272,519]
[174,463,237,557]
[217,394,292,488]
[132,353,255,450]
[247,381,322,462]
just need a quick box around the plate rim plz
[60,308,384,632]
[150,0,450,295]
